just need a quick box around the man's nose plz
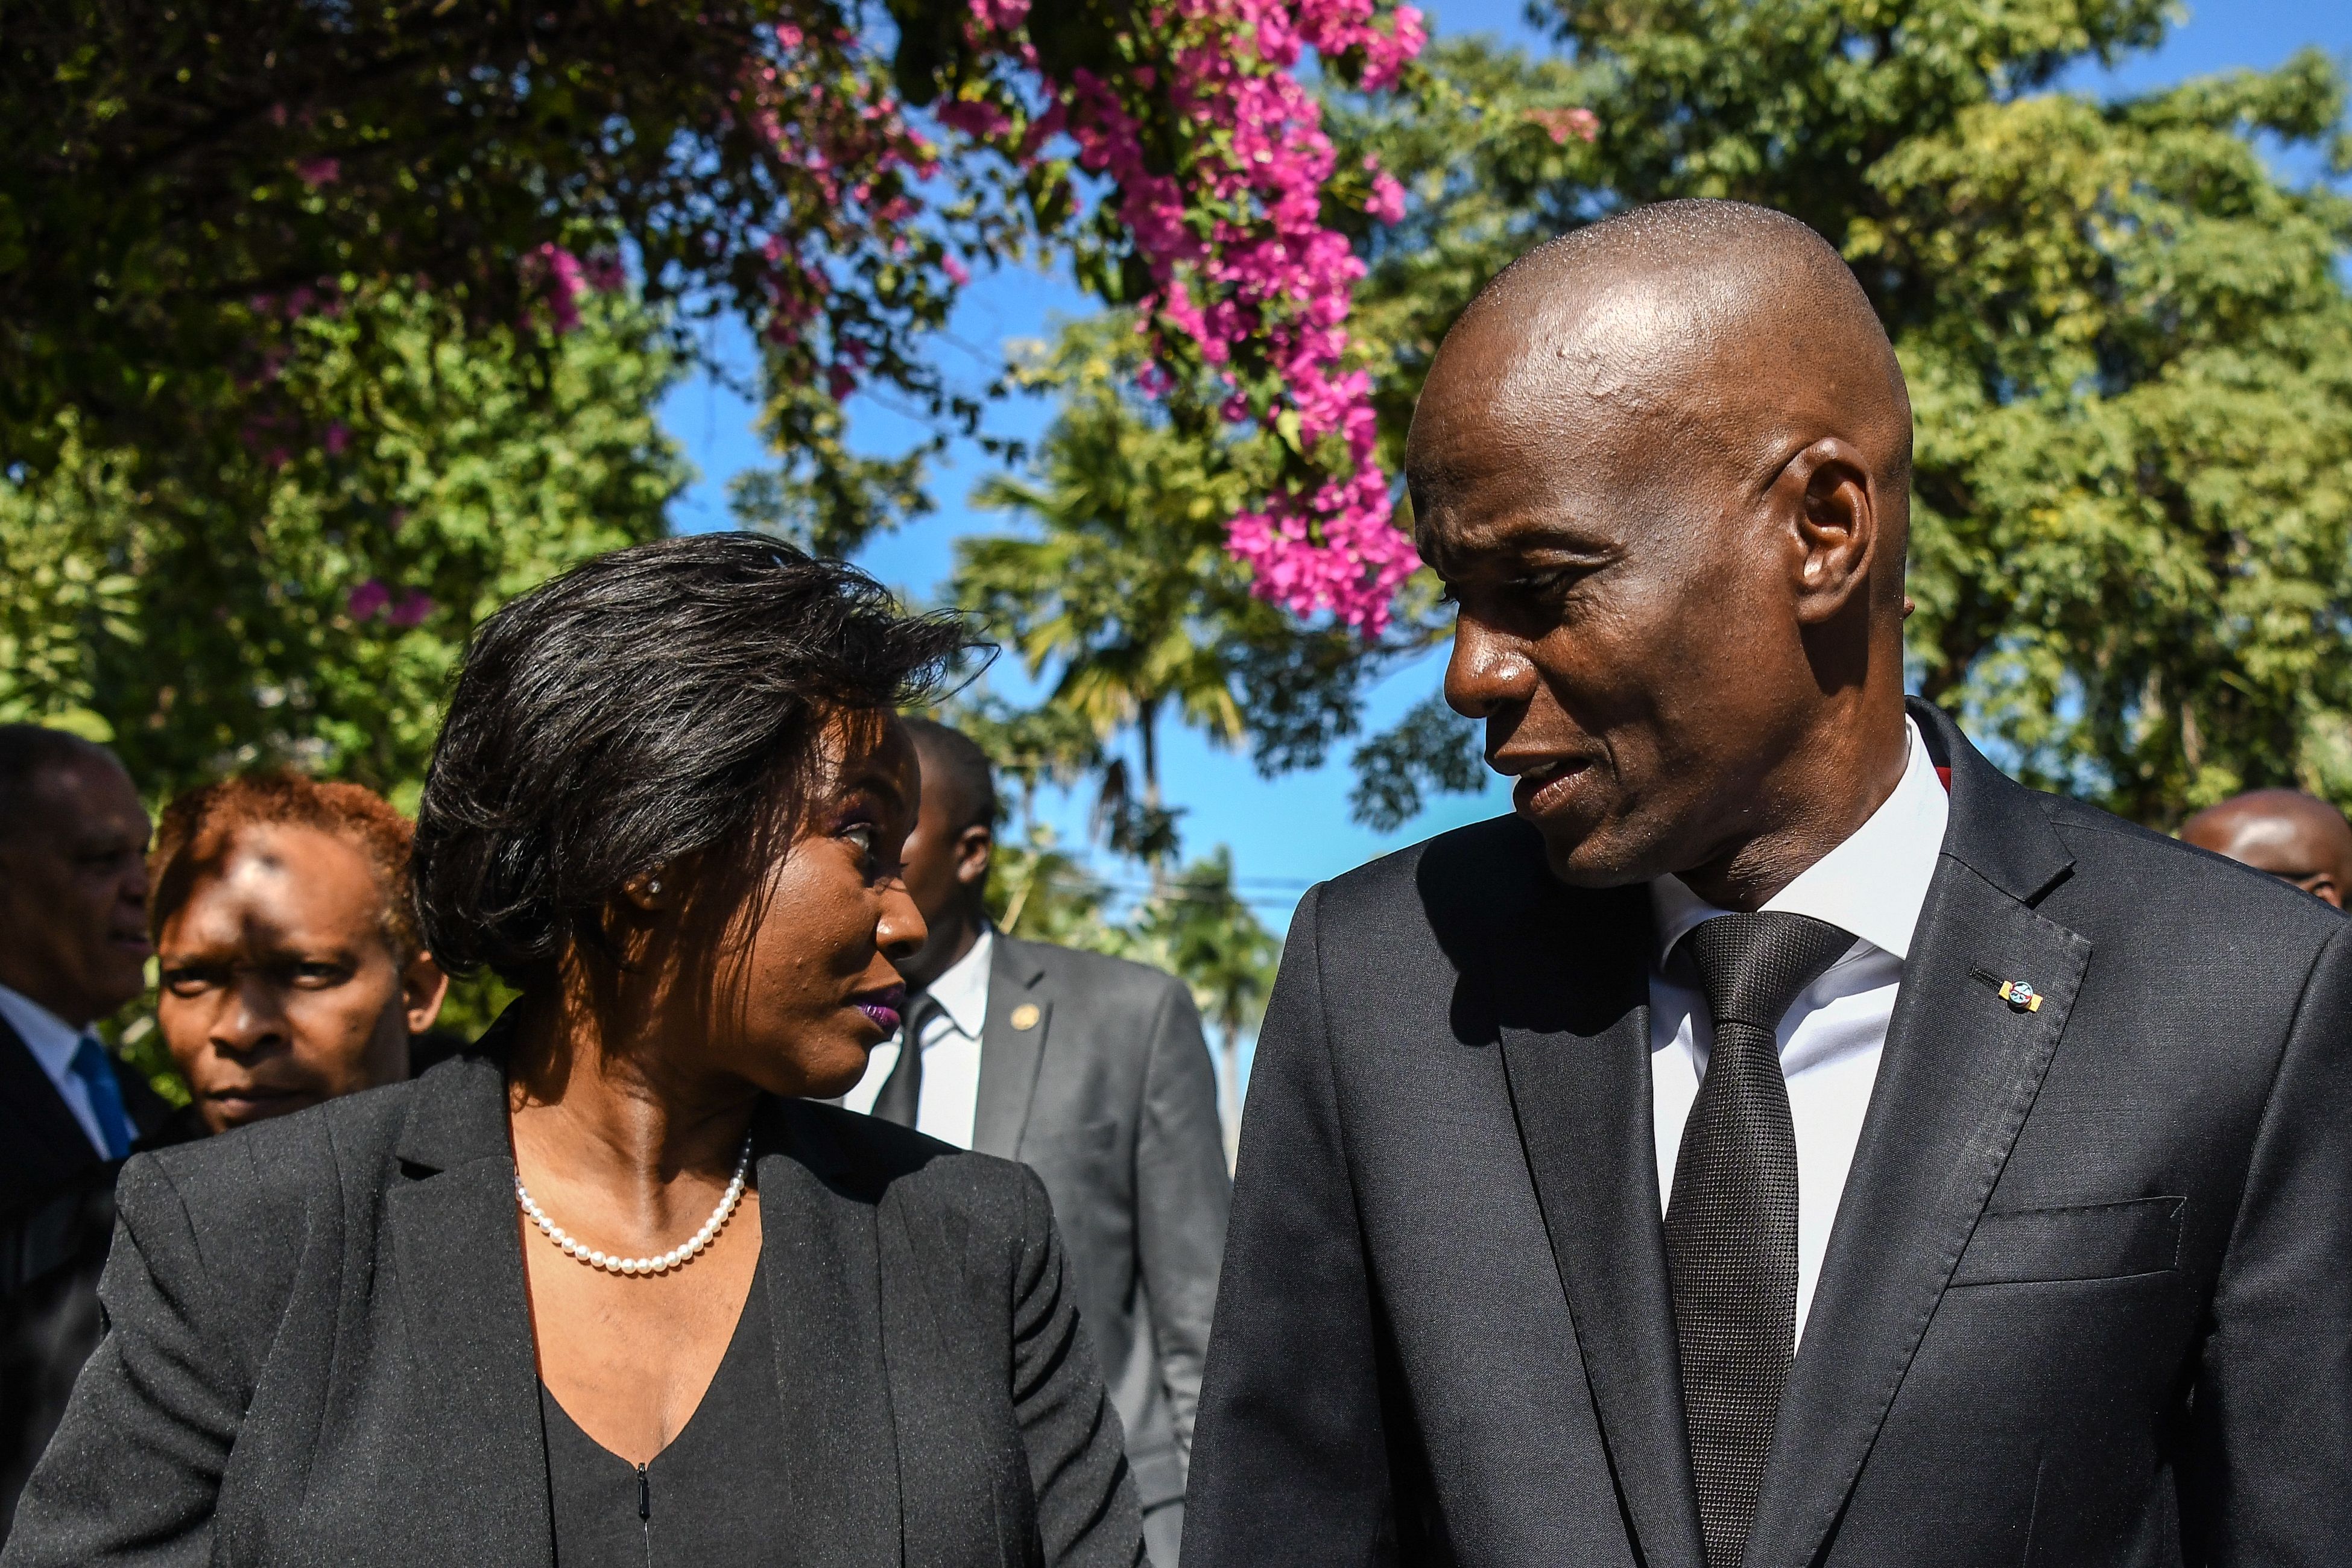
[1444,616,1539,719]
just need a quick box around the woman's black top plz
[540,1263,792,1567]
[0,1054,1144,1567]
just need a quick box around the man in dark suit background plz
[842,718,1230,1567]
[0,724,174,1532]
[1184,200,2352,1567]
[0,726,169,1212]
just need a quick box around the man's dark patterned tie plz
[1664,911,1854,1568]
[868,994,942,1128]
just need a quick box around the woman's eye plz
[842,823,877,859]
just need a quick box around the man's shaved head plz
[2181,789,2352,907]
[1412,198,1913,596]
[1410,199,1917,903]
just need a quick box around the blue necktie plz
[69,1034,136,1160]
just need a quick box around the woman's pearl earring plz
[648,879,663,894]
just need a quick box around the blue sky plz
[663,0,2351,936]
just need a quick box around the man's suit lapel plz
[972,934,1051,1160]
[756,1101,905,1566]
[1493,873,1708,1568]
[383,1051,556,1566]
[1745,703,2089,1568]
[0,1016,102,1190]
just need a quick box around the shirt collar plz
[0,982,89,1081]
[920,925,994,1042]
[1649,715,1950,969]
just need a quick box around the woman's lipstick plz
[853,985,907,1035]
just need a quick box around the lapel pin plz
[1997,979,2043,1013]
[1010,1002,1042,1032]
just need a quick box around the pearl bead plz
[514,1133,754,1279]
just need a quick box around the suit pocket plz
[1951,1196,2185,1286]
[1022,1117,1121,1160]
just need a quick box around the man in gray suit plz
[842,718,1231,1566]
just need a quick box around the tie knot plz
[1681,911,1854,1032]
[902,992,945,1042]
[69,1033,111,1079]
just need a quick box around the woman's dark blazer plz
[1,1052,1145,1567]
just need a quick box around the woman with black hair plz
[4,536,1145,1567]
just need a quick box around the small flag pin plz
[1997,979,2043,1013]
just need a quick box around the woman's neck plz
[506,987,760,1218]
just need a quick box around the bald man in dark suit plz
[1186,202,2352,1568]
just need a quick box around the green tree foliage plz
[0,289,683,799]
[1314,11,2352,827]
[951,320,1417,868]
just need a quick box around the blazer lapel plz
[972,934,1051,1160]
[758,1101,904,1565]
[0,1015,103,1185]
[1745,704,2089,1568]
[1494,879,1707,1568]
[383,1051,555,1566]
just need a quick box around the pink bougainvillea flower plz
[347,580,391,621]
[1525,105,1601,144]
[322,422,350,456]
[525,242,587,332]
[294,156,340,187]
[387,590,435,630]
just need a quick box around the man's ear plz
[954,823,993,894]
[1782,436,1878,626]
[402,951,452,1033]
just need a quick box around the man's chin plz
[1530,817,1661,891]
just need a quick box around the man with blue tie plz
[0,726,167,1211]
[0,726,174,1532]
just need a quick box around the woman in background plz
[7,534,1143,1567]
[150,771,447,1135]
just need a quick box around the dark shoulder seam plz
[2214,918,2345,1262]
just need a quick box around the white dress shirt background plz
[839,925,994,1149]
[1646,716,1948,1345]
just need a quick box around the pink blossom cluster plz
[1052,0,1427,630]
[736,0,1427,626]
[347,578,435,628]
[735,28,953,403]
[1525,105,1600,144]
[523,244,625,334]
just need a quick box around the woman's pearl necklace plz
[514,1135,754,1276]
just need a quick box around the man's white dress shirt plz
[1648,716,1947,1345]
[840,926,994,1149]
[0,981,112,1157]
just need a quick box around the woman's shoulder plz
[778,1098,1048,1225]
[127,1070,432,1248]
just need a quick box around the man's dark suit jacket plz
[0,1016,177,1535]
[3,1051,1144,1567]
[973,936,1230,1520]
[1184,702,2352,1567]
[0,1016,170,1218]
